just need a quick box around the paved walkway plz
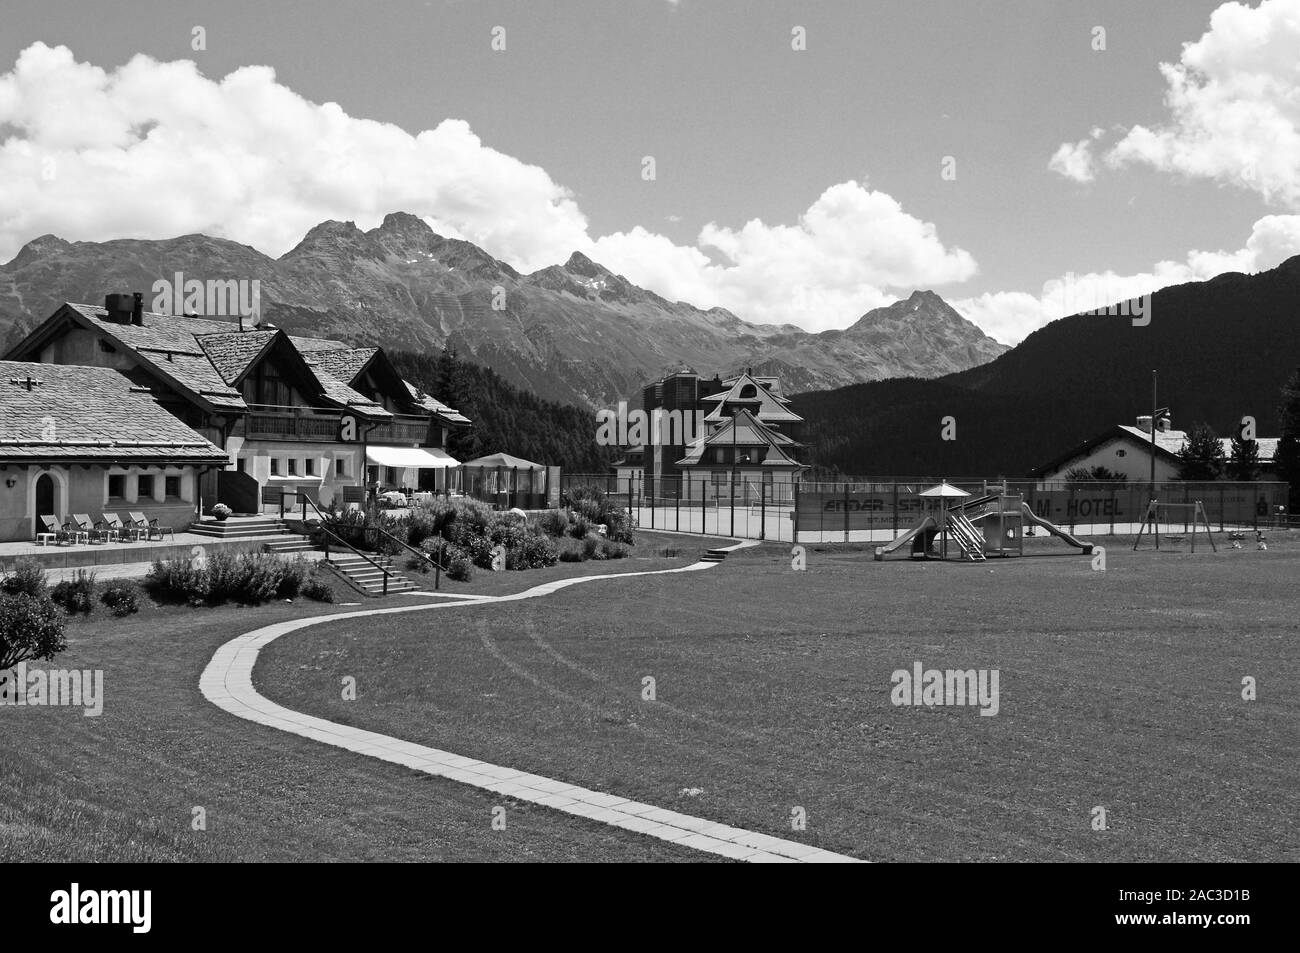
[200,545,861,863]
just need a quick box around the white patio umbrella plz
[918,480,970,558]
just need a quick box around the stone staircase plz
[190,516,293,540]
[189,516,318,554]
[320,553,417,596]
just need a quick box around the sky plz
[1,0,1298,344]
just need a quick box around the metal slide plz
[1019,503,1094,553]
[874,516,939,560]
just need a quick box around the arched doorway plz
[35,473,55,517]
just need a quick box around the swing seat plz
[1162,535,1185,543]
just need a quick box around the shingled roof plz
[404,380,471,425]
[0,361,229,464]
[675,409,802,469]
[7,303,469,428]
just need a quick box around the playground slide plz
[874,516,939,560]
[1019,503,1093,553]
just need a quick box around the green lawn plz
[257,534,1300,862]
[0,578,710,862]
[5,531,1295,862]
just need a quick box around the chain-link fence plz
[562,474,1290,544]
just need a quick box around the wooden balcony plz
[236,405,433,446]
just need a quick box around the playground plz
[612,477,1288,547]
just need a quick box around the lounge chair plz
[129,510,174,542]
[59,516,89,545]
[101,513,138,542]
[37,514,69,546]
[71,513,110,544]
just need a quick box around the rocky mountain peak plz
[8,234,71,268]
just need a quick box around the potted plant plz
[211,503,233,522]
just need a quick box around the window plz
[270,458,280,476]
[137,474,155,499]
[108,474,125,499]
[165,476,181,499]
[335,458,346,478]
[1116,449,1127,458]
[305,458,315,477]
[288,458,298,476]
[387,467,399,485]
[242,361,292,407]
[236,457,247,473]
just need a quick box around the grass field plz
[0,540,719,862]
[258,533,1300,862]
[3,531,1296,862]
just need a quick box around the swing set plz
[1133,499,1217,553]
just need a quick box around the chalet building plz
[1031,414,1279,486]
[0,360,229,542]
[4,294,469,517]
[614,369,805,500]
[676,371,805,500]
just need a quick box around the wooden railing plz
[236,405,432,445]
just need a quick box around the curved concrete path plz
[200,546,862,863]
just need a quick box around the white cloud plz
[589,181,977,329]
[1048,139,1097,182]
[1052,0,1300,206]
[5,42,1293,349]
[954,214,1300,344]
[0,44,978,334]
[0,43,591,272]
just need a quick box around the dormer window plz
[739,384,757,399]
[98,339,116,354]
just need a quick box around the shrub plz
[145,552,306,606]
[561,485,635,544]
[488,518,528,552]
[569,514,592,539]
[557,538,586,562]
[0,593,67,670]
[100,582,140,617]
[534,508,569,538]
[600,539,630,559]
[301,575,334,603]
[51,569,97,614]
[276,556,310,599]
[507,534,559,570]
[465,534,497,569]
[583,534,602,560]
[146,557,207,603]
[211,503,233,519]
[446,554,473,582]
[2,558,48,598]
[440,542,473,581]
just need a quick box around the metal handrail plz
[286,493,393,595]
[350,523,449,590]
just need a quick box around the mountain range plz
[794,255,1300,478]
[0,212,1006,407]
